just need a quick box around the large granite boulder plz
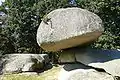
[75,48,120,77]
[37,8,104,51]
[58,63,114,80]
[2,54,49,73]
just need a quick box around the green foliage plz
[77,0,120,49]
[1,0,120,55]
[0,0,69,54]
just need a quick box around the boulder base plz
[74,48,120,77]
[58,64,114,80]
[58,48,120,77]
[59,50,75,63]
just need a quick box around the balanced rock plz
[37,8,104,51]
[2,54,49,73]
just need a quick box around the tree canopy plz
[0,0,69,54]
[0,0,120,54]
[77,0,120,49]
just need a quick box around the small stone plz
[58,50,75,63]
[19,72,38,76]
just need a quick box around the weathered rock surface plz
[2,54,49,73]
[19,72,38,75]
[75,48,120,77]
[37,8,104,51]
[68,69,114,80]
[58,63,114,80]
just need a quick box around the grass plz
[2,74,44,80]
[1,66,62,80]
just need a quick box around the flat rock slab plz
[68,69,114,80]
[75,48,120,77]
[37,8,104,51]
[1,54,49,73]
[58,63,114,80]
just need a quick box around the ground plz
[0,65,62,80]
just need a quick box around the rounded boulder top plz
[37,8,104,51]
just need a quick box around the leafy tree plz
[1,0,120,55]
[0,0,69,54]
[77,0,120,49]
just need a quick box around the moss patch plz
[1,66,62,80]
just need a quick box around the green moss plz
[2,66,62,80]
[2,74,44,80]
